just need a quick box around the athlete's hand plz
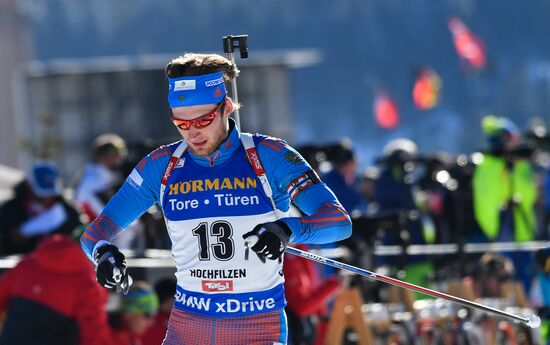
[96,244,133,294]
[243,221,292,261]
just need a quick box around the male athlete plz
[81,53,352,344]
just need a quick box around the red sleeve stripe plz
[315,202,345,213]
[137,157,148,172]
[151,150,171,160]
[315,209,345,216]
[259,141,281,152]
[268,139,285,149]
[92,215,121,240]
[299,215,349,224]
[299,202,349,224]
[316,202,333,210]
[83,231,99,242]
[81,215,122,254]
[88,223,106,240]
[263,136,285,146]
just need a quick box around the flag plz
[448,17,486,70]
[412,67,442,110]
[374,91,400,129]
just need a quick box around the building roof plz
[26,49,322,77]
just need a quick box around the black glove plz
[95,244,132,294]
[243,220,292,261]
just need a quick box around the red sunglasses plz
[171,99,225,130]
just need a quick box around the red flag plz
[412,67,442,110]
[448,17,486,69]
[374,92,400,129]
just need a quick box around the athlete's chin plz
[189,145,214,157]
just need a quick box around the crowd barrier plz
[0,242,544,343]
[0,241,547,269]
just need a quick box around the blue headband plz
[167,72,227,108]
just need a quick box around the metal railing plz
[0,241,547,269]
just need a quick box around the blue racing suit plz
[81,121,352,343]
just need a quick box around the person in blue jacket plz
[321,141,367,214]
[80,52,352,345]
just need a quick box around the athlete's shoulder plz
[251,133,307,170]
[252,133,290,153]
[135,140,182,173]
[148,141,180,159]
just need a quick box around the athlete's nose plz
[187,126,202,139]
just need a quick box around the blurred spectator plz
[530,247,550,344]
[140,278,176,345]
[76,133,127,221]
[109,281,159,345]
[118,139,171,250]
[473,115,537,243]
[318,140,366,277]
[358,166,380,206]
[415,153,453,244]
[442,155,482,246]
[0,162,81,255]
[373,139,434,291]
[543,166,550,241]
[375,138,418,211]
[296,145,325,173]
[473,253,514,298]
[321,139,367,214]
[374,138,425,245]
[0,234,113,345]
[284,244,343,345]
[75,134,144,250]
[472,254,536,345]
[472,116,537,289]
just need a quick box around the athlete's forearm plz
[80,214,121,261]
[281,184,352,244]
[80,179,157,261]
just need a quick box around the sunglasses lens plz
[172,99,223,130]
[194,114,216,129]
[173,120,191,130]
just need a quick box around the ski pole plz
[284,246,541,328]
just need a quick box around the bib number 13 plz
[192,221,234,261]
